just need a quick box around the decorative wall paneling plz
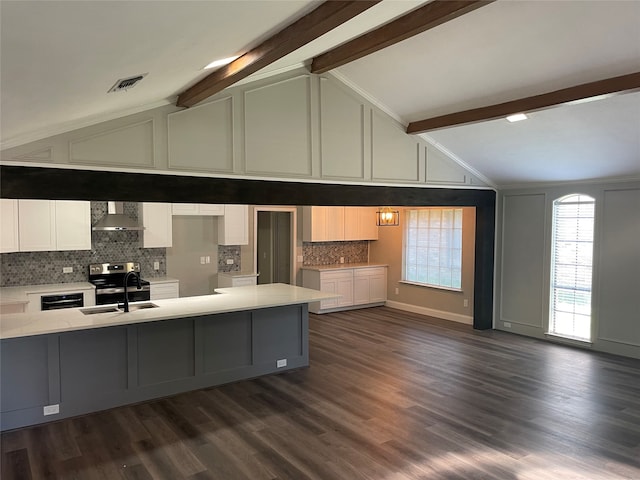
[1,70,485,188]
[496,182,640,359]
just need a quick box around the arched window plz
[549,194,595,341]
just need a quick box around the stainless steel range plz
[89,262,151,305]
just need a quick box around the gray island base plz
[0,284,335,431]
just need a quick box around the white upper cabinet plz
[18,200,90,252]
[140,203,172,248]
[0,199,19,253]
[168,97,234,173]
[18,200,57,251]
[244,76,312,177]
[54,201,91,251]
[303,206,376,242]
[172,204,224,216]
[344,207,378,241]
[219,205,248,245]
[319,78,367,180]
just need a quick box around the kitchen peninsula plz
[0,283,336,431]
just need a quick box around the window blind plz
[404,208,462,289]
[550,194,595,341]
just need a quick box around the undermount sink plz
[126,302,159,312]
[80,303,159,315]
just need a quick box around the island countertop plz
[0,283,337,340]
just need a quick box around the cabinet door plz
[55,201,91,251]
[219,205,248,245]
[318,276,339,309]
[335,276,354,306]
[369,273,387,303]
[172,204,200,215]
[198,204,225,216]
[360,207,379,240]
[18,200,56,251]
[141,203,172,248]
[344,207,360,241]
[0,199,19,253]
[353,276,370,305]
[303,206,327,242]
[326,207,345,241]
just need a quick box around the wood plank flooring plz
[2,306,639,479]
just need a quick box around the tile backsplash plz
[303,241,369,266]
[0,202,166,287]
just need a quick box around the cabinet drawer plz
[320,270,353,281]
[354,267,386,277]
[150,282,179,300]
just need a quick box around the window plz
[403,208,463,289]
[549,194,595,341]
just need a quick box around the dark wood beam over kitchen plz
[407,71,640,134]
[176,1,380,108]
[310,0,494,74]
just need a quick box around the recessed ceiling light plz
[506,113,528,122]
[203,56,240,70]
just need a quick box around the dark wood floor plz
[2,306,640,479]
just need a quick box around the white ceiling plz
[1,0,639,187]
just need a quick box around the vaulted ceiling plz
[1,0,639,187]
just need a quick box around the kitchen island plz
[0,284,336,431]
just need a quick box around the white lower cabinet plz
[353,267,387,305]
[302,265,386,314]
[217,273,258,288]
[17,200,91,252]
[150,280,179,300]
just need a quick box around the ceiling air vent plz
[108,73,147,93]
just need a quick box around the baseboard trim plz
[384,301,473,325]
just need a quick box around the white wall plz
[496,180,640,359]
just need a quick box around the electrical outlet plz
[340,257,344,264]
[297,255,304,263]
[200,257,206,265]
[205,256,210,264]
[62,266,73,274]
[463,299,469,307]
[226,259,234,265]
[276,359,287,368]
[43,404,59,416]
[395,287,399,295]
[153,261,160,270]
[504,322,512,328]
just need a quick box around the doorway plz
[254,207,297,285]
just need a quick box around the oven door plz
[95,288,150,306]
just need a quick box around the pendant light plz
[376,207,399,226]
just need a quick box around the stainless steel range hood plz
[92,202,144,231]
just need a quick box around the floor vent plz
[108,73,147,93]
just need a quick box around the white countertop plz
[300,263,388,272]
[0,283,338,340]
[0,282,95,305]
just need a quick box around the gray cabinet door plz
[1,336,50,412]
[59,328,128,403]
[137,318,195,386]
[253,306,305,365]
[201,312,252,373]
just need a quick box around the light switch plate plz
[62,266,73,273]
[277,359,287,368]
[43,404,59,416]
[226,259,234,265]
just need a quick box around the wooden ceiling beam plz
[406,72,640,134]
[310,0,494,74]
[177,1,380,108]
